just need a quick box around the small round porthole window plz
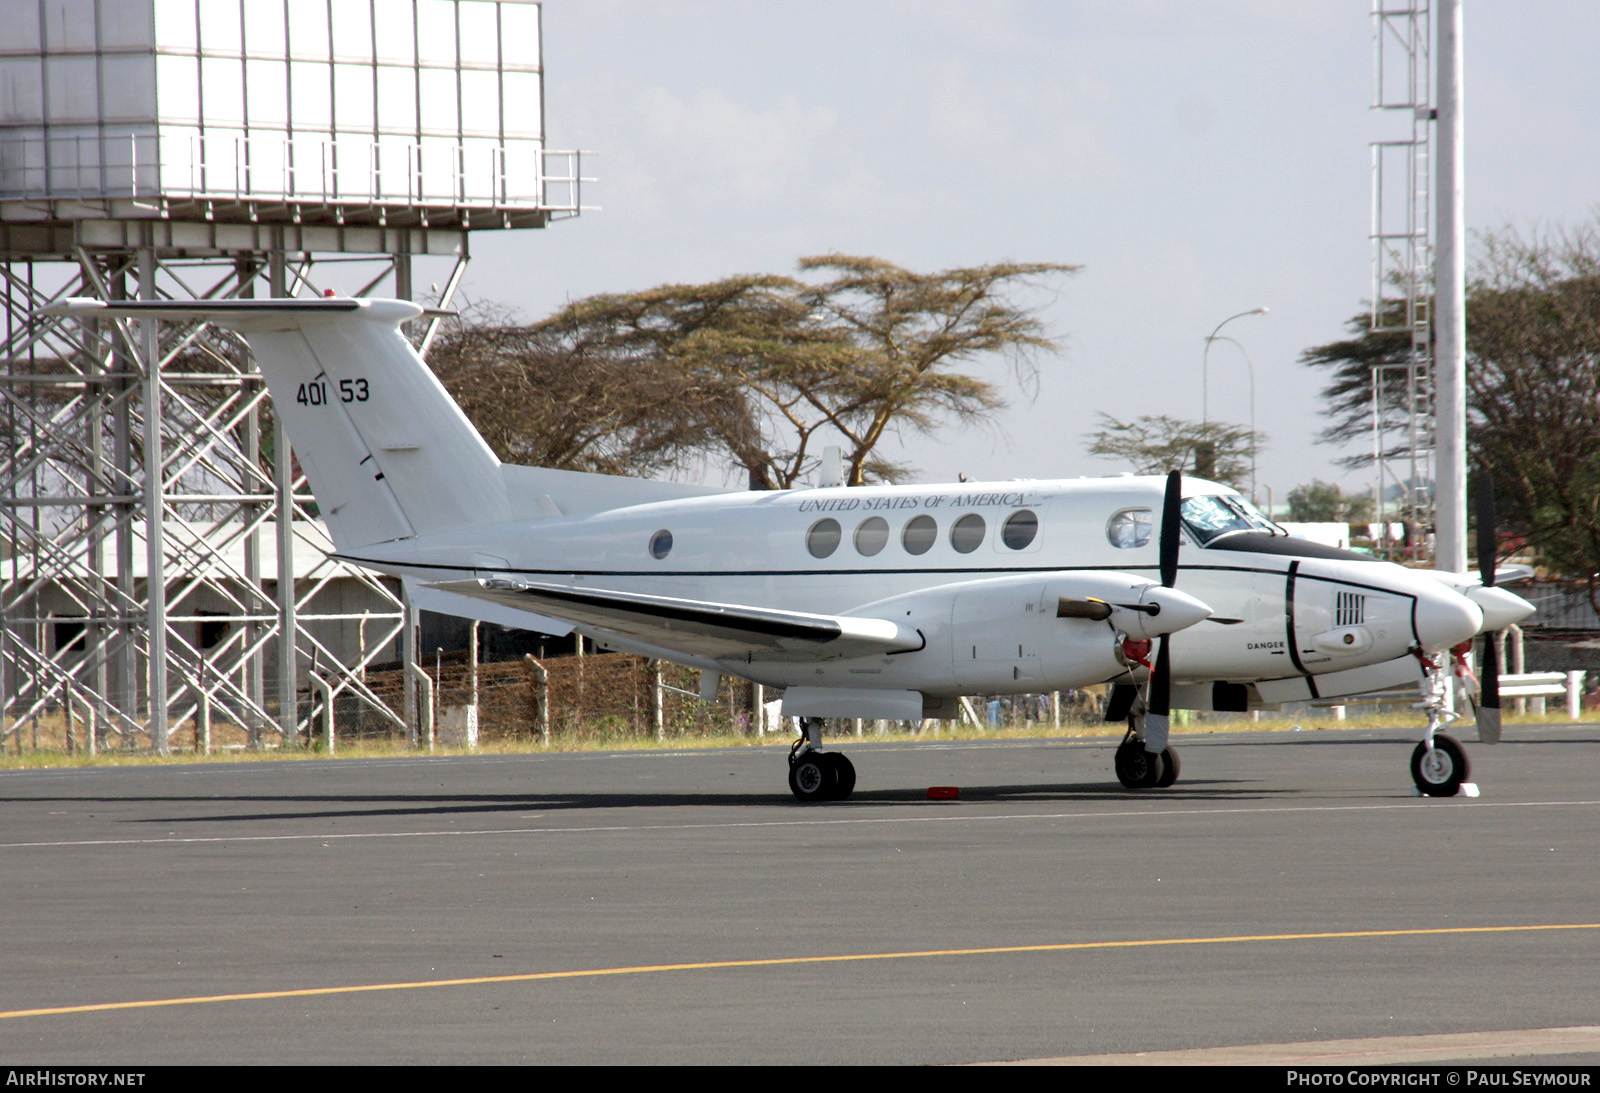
[950,512,986,554]
[902,514,937,555]
[1001,509,1039,550]
[1107,508,1153,549]
[854,516,889,557]
[806,517,842,558]
[649,529,673,559]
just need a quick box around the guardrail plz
[1313,670,1588,720]
[1498,671,1587,719]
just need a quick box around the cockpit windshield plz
[1180,494,1283,545]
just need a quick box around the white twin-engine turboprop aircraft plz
[51,297,1534,801]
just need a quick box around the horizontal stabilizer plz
[404,580,573,637]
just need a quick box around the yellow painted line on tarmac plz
[5,922,1600,1022]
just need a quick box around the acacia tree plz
[1466,224,1600,596]
[440,256,1077,489]
[1298,301,1421,468]
[783,255,1074,485]
[425,296,758,479]
[1286,479,1374,523]
[1300,219,1600,592]
[1082,412,1261,492]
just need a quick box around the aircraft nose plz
[1412,580,1484,650]
[1466,584,1536,632]
[1138,585,1212,638]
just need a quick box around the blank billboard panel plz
[0,0,550,212]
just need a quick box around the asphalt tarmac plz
[2,725,1599,1065]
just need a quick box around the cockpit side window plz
[1180,495,1281,545]
[1106,508,1153,549]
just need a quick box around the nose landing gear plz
[1410,668,1474,797]
[1114,713,1181,790]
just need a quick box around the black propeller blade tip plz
[1160,470,1181,589]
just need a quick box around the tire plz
[789,753,833,802]
[1411,734,1470,797]
[1114,739,1166,789]
[1155,746,1181,788]
[828,753,857,801]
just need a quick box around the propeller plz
[1475,472,1502,744]
[1142,469,1184,755]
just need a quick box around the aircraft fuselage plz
[340,475,1480,706]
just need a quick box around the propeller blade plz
[1160,469,1182,589]
[1139,469,1182,753]
[1144,635,1172,753]
[1477,472,1497,589]
[1475,470,1502,743]
[1477,632,1502,744]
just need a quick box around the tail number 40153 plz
[296,378,370,406]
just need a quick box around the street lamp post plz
[1201,307,1268,501]
[1207,334,1258,503]
[1201,307,1268,425]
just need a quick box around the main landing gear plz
[788,718,856,802]
[1114,719,1181,790]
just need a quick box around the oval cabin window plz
[854,516,889,556]
[807,518,842,558]
[902,515,937,556]
[950,513,986,554]
[1001,509,1038,550]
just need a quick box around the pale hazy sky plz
[454,1,1600,506]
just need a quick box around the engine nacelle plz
[741,571,1209,697]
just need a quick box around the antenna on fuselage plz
[819,445,843,488]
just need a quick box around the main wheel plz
[790,752,854,802]
[1155,746,1181,788]
[1114,738,1166,789]
[789,753,833,802]
[828,753,857,801]
[1410,734,1470,797]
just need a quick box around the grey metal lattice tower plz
[1369,0,1436,559]
[2,0,586,753]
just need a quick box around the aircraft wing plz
[426,578,925,662]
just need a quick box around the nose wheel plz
[1114,722,1180,789]
[1411,733,1469,797]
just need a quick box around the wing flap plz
[427,579,923,661]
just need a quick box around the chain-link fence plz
[351,652,764,745]
[5,651,1116,754]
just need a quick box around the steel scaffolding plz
[3,238,441,751]
[1370,0,1436,559]
[1,0,589,753]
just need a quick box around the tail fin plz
[44,297,509,550]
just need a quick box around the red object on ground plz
[926,786,960,800]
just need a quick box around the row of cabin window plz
[644,506,1156,560]
[807,509,1038,559]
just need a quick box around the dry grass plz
[3,703,1593,770]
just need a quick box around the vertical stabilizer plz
[42,298,511,550]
